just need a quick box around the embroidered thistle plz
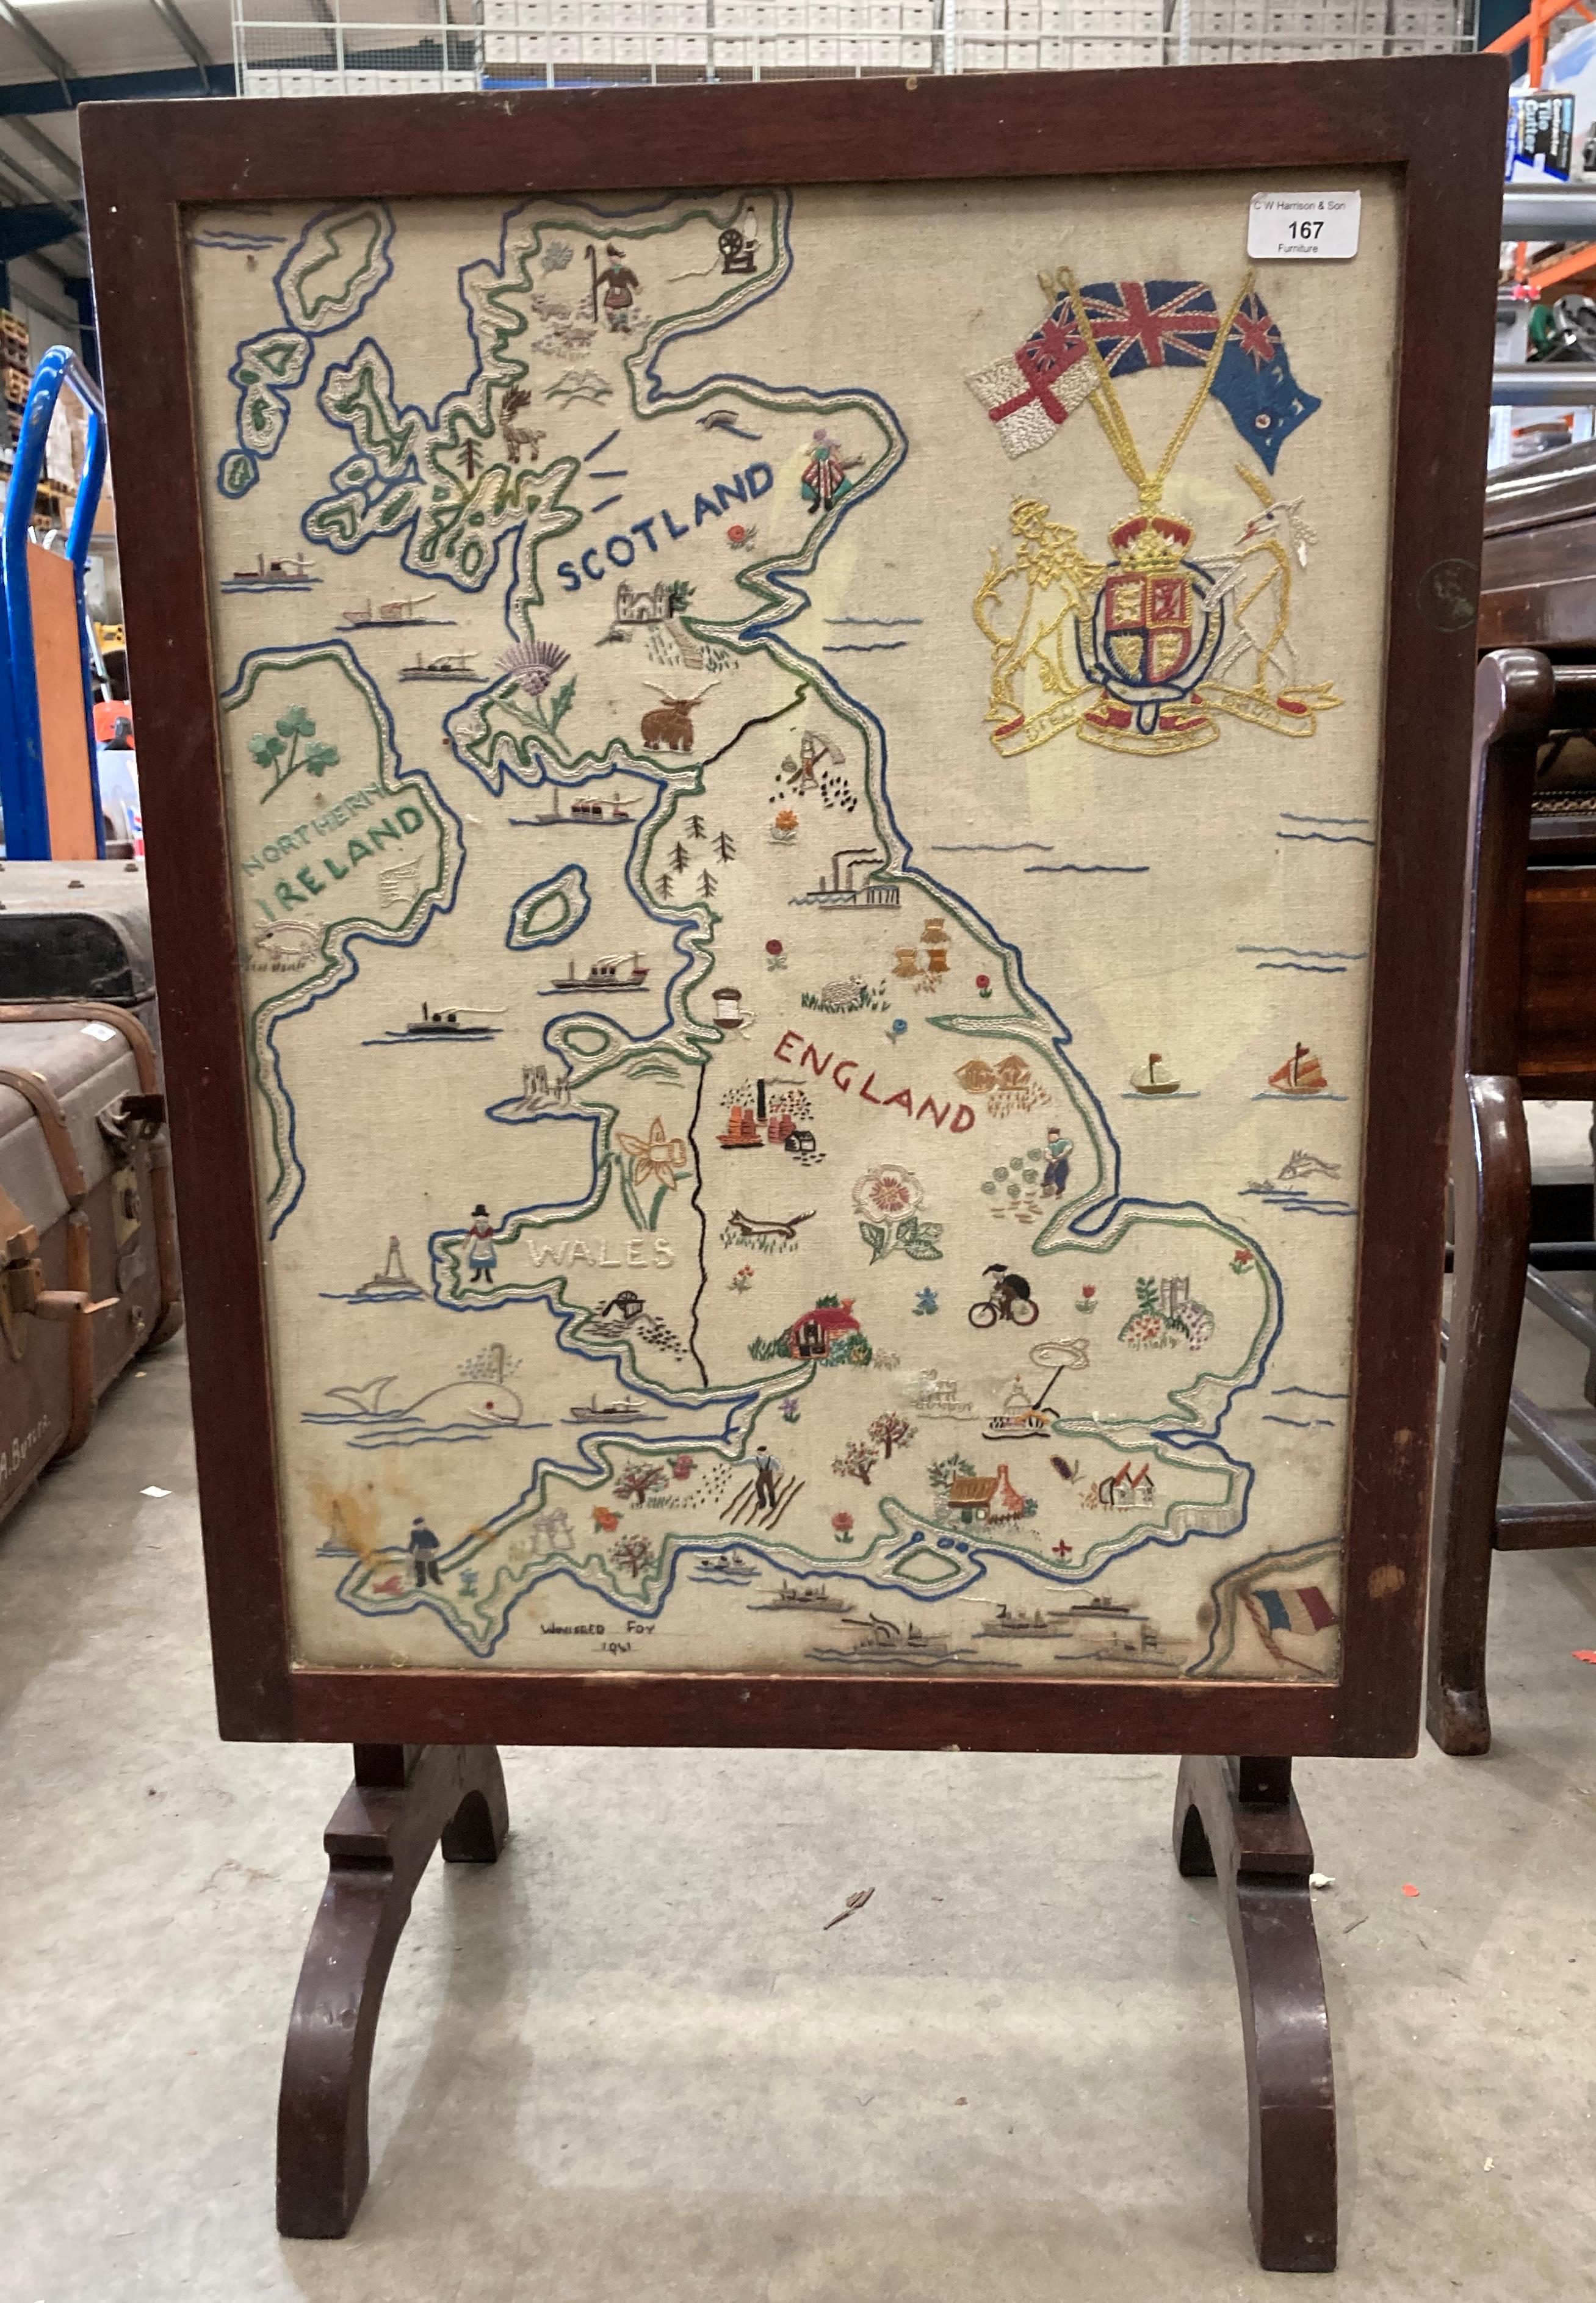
[500,637,570,698]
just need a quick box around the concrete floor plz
[1,1320,1594,2303]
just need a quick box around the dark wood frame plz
[1428,649,1596,1754]
[81,57,1505,1758]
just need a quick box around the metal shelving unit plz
[231,0,1476,94]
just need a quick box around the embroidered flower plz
[618,1114,688,1191]
[852,1165,923,1221]
[499,637,571,697]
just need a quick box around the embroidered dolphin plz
[323,1376,524,1428]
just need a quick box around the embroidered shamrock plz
[249,703,339,802]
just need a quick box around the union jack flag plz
[967,275,1321,473]
[1076,278,1222,377]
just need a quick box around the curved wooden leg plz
[1174,1756,1336,2274]
[276,1743,508,2239]
[1426,1075,1529,1755]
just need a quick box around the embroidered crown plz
[1108,514,1192,573]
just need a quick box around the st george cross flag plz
[1209,289,1321,475]
[965,298,1099,459]
[1250,1584,1338,1637]
[967,277,1320,473]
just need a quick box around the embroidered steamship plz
[543,953,651,996]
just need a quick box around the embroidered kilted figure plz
[593,244,640,333]
[466,1202,498,1285]
[801,429,862,517]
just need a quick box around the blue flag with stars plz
[1208,291,1321,475]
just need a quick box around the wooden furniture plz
[1428,649,1596,1755]
[81,59,1504,2265]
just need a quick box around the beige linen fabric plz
[184,172,1398,1678]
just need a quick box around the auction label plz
[1247,191,1361,261]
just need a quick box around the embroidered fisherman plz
[801,429,862,518]
[753,1444,782,1512]
[466,1202,498,1285]
[593,244,640,332]
[408,1515,442,1587]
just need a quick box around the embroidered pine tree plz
[713,829,737,862]
[867,1411,915,1459]
[460,438,479,480]
[656,872,674,901]
[670,841,691,874]
[687,814,707,840]
[698,868,718,900]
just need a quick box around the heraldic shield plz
[1075,513,1227,751]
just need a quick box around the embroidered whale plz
[308,1375,538,1450]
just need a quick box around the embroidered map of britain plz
[187,175,1398,1678]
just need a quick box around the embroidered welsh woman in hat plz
[801,428,862,517]
[466,1203,498,1285]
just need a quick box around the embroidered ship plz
[1130,1052,1181,1095]
[983,1405,1055,1443]
[397,649,482,682]
[1268,1043,1329,1096]
[222,551,319,592]
[339,593,450,627]
[807,1613,955,1662]
[352,1235,422,1301]
[977,1605,1071,1640]
[748,1581,850,1613]
[568,1394,641,1423]
[399,1000,504,1041]
[513,787,635,826]
[543,953,651,996]
[691,1551,757,1581]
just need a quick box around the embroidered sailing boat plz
[1268,1042,1329,1096]
[1130,1051,1180,1096]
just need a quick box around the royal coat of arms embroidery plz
[967,268,1339,759]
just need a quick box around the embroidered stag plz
[500,388,546,467]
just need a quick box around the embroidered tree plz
[687,813,707,840]
[610,1530,652,1578]
[832,1440,879,1486]
[656,872,674,901]
[698,868,718,900]
[928,1452,975,1497]
[614,1463,669,1508]
[713,828,737,862]
[867,1410,915,1460]
[670,841,691,874]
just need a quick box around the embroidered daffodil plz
[618,1115,688,1191]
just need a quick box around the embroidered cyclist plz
[970,1264,1039,1328]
